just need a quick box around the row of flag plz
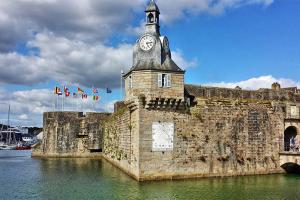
[54,86,112,101]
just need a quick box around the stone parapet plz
[185,84,299,102]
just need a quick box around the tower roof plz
[126,57,184,76]
[146,0,160,13]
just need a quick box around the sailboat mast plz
[0,123,3,142]
[7,104,11,144]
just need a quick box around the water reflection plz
[1,151,300,200]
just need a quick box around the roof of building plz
[126,57,184,76]
[146,0,160,13]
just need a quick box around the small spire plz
[146,0,160,13]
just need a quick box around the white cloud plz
[0,33,132,87]
[105,100,118,113]
[206,75,300,90]
[0,0,275,51]
[0,0,144,52]
[0,87,117,126]
[0,32,195,87]
[172,49,198,70]
[157,0,274,23]
[0,0,275,88]
[18,114,29,120]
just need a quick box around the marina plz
[0,105,42,151]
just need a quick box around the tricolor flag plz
[93,96,100,101]
[64,86,70,97]
[93,88,98,94]
[78,87,84,94]
[64,86,69,94]
[54,87,62,95]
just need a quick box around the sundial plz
[152,122,174,151]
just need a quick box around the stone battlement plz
[185,84,300,102]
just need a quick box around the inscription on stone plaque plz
[291,106,298,117]
[152,122,174,151]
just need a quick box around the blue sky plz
[0,0,299,126]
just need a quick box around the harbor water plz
[1,150,300,200]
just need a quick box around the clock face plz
[139,35,155,51]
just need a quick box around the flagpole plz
[76,94,78,112]
[105,85,107,113]
[56,94,58,111]
[52,91,55,112]
[121,70,124,100]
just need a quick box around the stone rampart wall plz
[102,106,140,179]
[138,97,286,180]
[32,112,110,158]
[185,85,299,102]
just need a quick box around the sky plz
[0,0,299,127]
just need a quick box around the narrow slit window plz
[129,75,133,88]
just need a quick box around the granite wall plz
[125,70,184,102]
[32,85,300,181]
[138,97,286,180]
[102,105,141,179]
[103,86,300,181]
[32,112,110,158]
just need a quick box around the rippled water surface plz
[1,151,300,200]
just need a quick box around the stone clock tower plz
[124,0,185,103]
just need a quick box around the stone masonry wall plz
[125,70,184,101]
[138,97,286,180]
[102,106,140,179]
[32,112,110,158]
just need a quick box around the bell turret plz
[145,0,160,35]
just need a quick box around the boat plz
[0,143,17,150]
[15,145,31,150]
[0,105,19,150]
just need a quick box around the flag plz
[54,87,62,95]
[82,94,88,99]
[64,86,69,94]
[106,88,112,93]
[73,93,78,98]
[78,87,84,94]
[93,88,98,94]
[93,96,100,101]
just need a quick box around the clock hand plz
[146,42,153,47]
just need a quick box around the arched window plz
[284,126,297,151]
[147,13,154,23]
